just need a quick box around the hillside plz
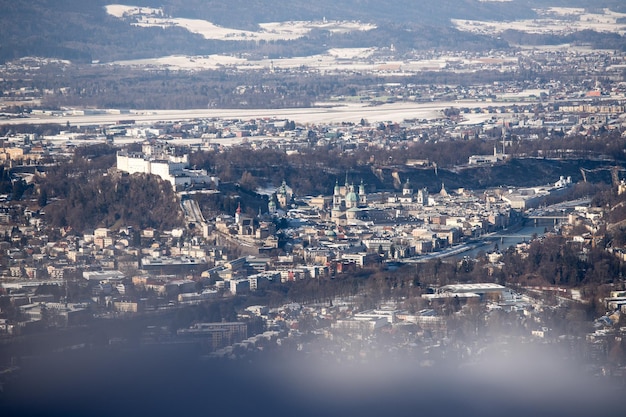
[0,0,551,64]
[142,0,536,28]
[0,0,219,63]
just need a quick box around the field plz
[1,99,525,128]
[452,7,626,36]
[105,4,376,42]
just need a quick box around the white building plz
[116,142,217,190]
[468,146,507,165]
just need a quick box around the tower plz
[268,196,277,214]
[417,187,428,206]
[359,180,367,206]
[402,179,413,196]
[276,180,292,209]
[333,180,342,208]
[501,119,506,155]
[439,183,448,198]
[235,202,242,224]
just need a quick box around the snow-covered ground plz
[104,4,380,72]
[105,4,376,42]
[106,49,379,72]
[108,54,250,70]
[104,3,540,74]
[105,50,517,74]
[4,100,529,127]
[452,7,626,36]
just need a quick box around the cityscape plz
[1,1,626,416]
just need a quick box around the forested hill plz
[0,0,521,64]
[98,0,626,27]
[139,0,536,28]
[0,0,212,64]
[0,0,609,64]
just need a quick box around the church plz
[387,179,430,206]
[331,179,368,225]
[268,180,293,214]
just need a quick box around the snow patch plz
[452,7,626,36]
[105,4,375,42]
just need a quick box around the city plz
[1,1,626,416]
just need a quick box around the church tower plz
[268,195,277,214]
[333,180,342,209]
[359,180,367,206]
[276,180,292,209]
[402,179,413,196]
[439,183,448,198]
[417,187,428,206]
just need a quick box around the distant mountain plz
[0,0,624,64]
[148,0,537,29]
[0,0,216,63]
[112,0,626,27]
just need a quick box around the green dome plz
[346,191,358,202]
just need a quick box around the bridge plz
[525,215,568,226]
[485,235,535,239]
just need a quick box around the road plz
[181,198,206,224]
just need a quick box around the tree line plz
[188,129,626,198]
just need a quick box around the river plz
[452,225,548,260]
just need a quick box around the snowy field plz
[452,7,626,36]
[105,3,584,74]
[108,50,405,73]
[2,100,528,127]
[146,47,373,71]
[104,3,383,72]
[106,51,516,74]
[105,4,376,42]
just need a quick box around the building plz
[332,317,388,333]
[140,256,206,274]
[354,309,401,324]
[229,278,250,294]
[116,141,218,190]
[422,283,515,302]
[83,270,126,283]
[468,132,508,164]
[331,179,368,225]
[177,322,248,351]
[275,180,293,209]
